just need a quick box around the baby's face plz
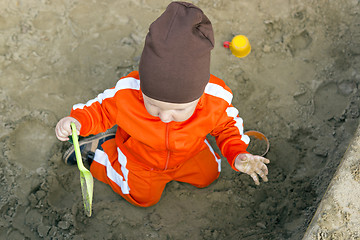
[142,93,199,123]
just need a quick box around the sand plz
[0,0,359,239]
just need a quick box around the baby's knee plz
[137,194,160,207]
[123,183,164,207]
[193,171,220,188]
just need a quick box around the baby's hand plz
[234,153,270,185]
[55,117,81,141]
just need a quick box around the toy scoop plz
[71,122,94,217]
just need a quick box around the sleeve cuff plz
[70,110,92,136]
[221,139,248,171]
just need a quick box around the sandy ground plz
[0,0,359,239]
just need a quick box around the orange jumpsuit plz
[70,71,250,207]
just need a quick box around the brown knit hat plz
[139,1,214,103]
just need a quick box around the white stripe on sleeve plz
[226,107,250,144]
[73,77,140,110]
[204,83,233,104]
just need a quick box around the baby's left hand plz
[235,153,270,185]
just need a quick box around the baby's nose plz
[159,111,172,123]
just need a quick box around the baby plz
[55,1,269,207]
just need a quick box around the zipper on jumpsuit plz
[164,123,170,170]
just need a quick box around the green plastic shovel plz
[70,122,94,217]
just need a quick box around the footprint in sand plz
[288,30,312,56]
[9,118,57,171]
[313,82,349,121]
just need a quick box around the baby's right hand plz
[55,117,81,141]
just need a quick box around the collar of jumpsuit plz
[142,92,201,123]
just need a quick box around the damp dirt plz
[0,0,359,239]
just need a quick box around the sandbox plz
[0,1,359,239]
[303,124,360,239]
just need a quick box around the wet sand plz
[0,0,359,239]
